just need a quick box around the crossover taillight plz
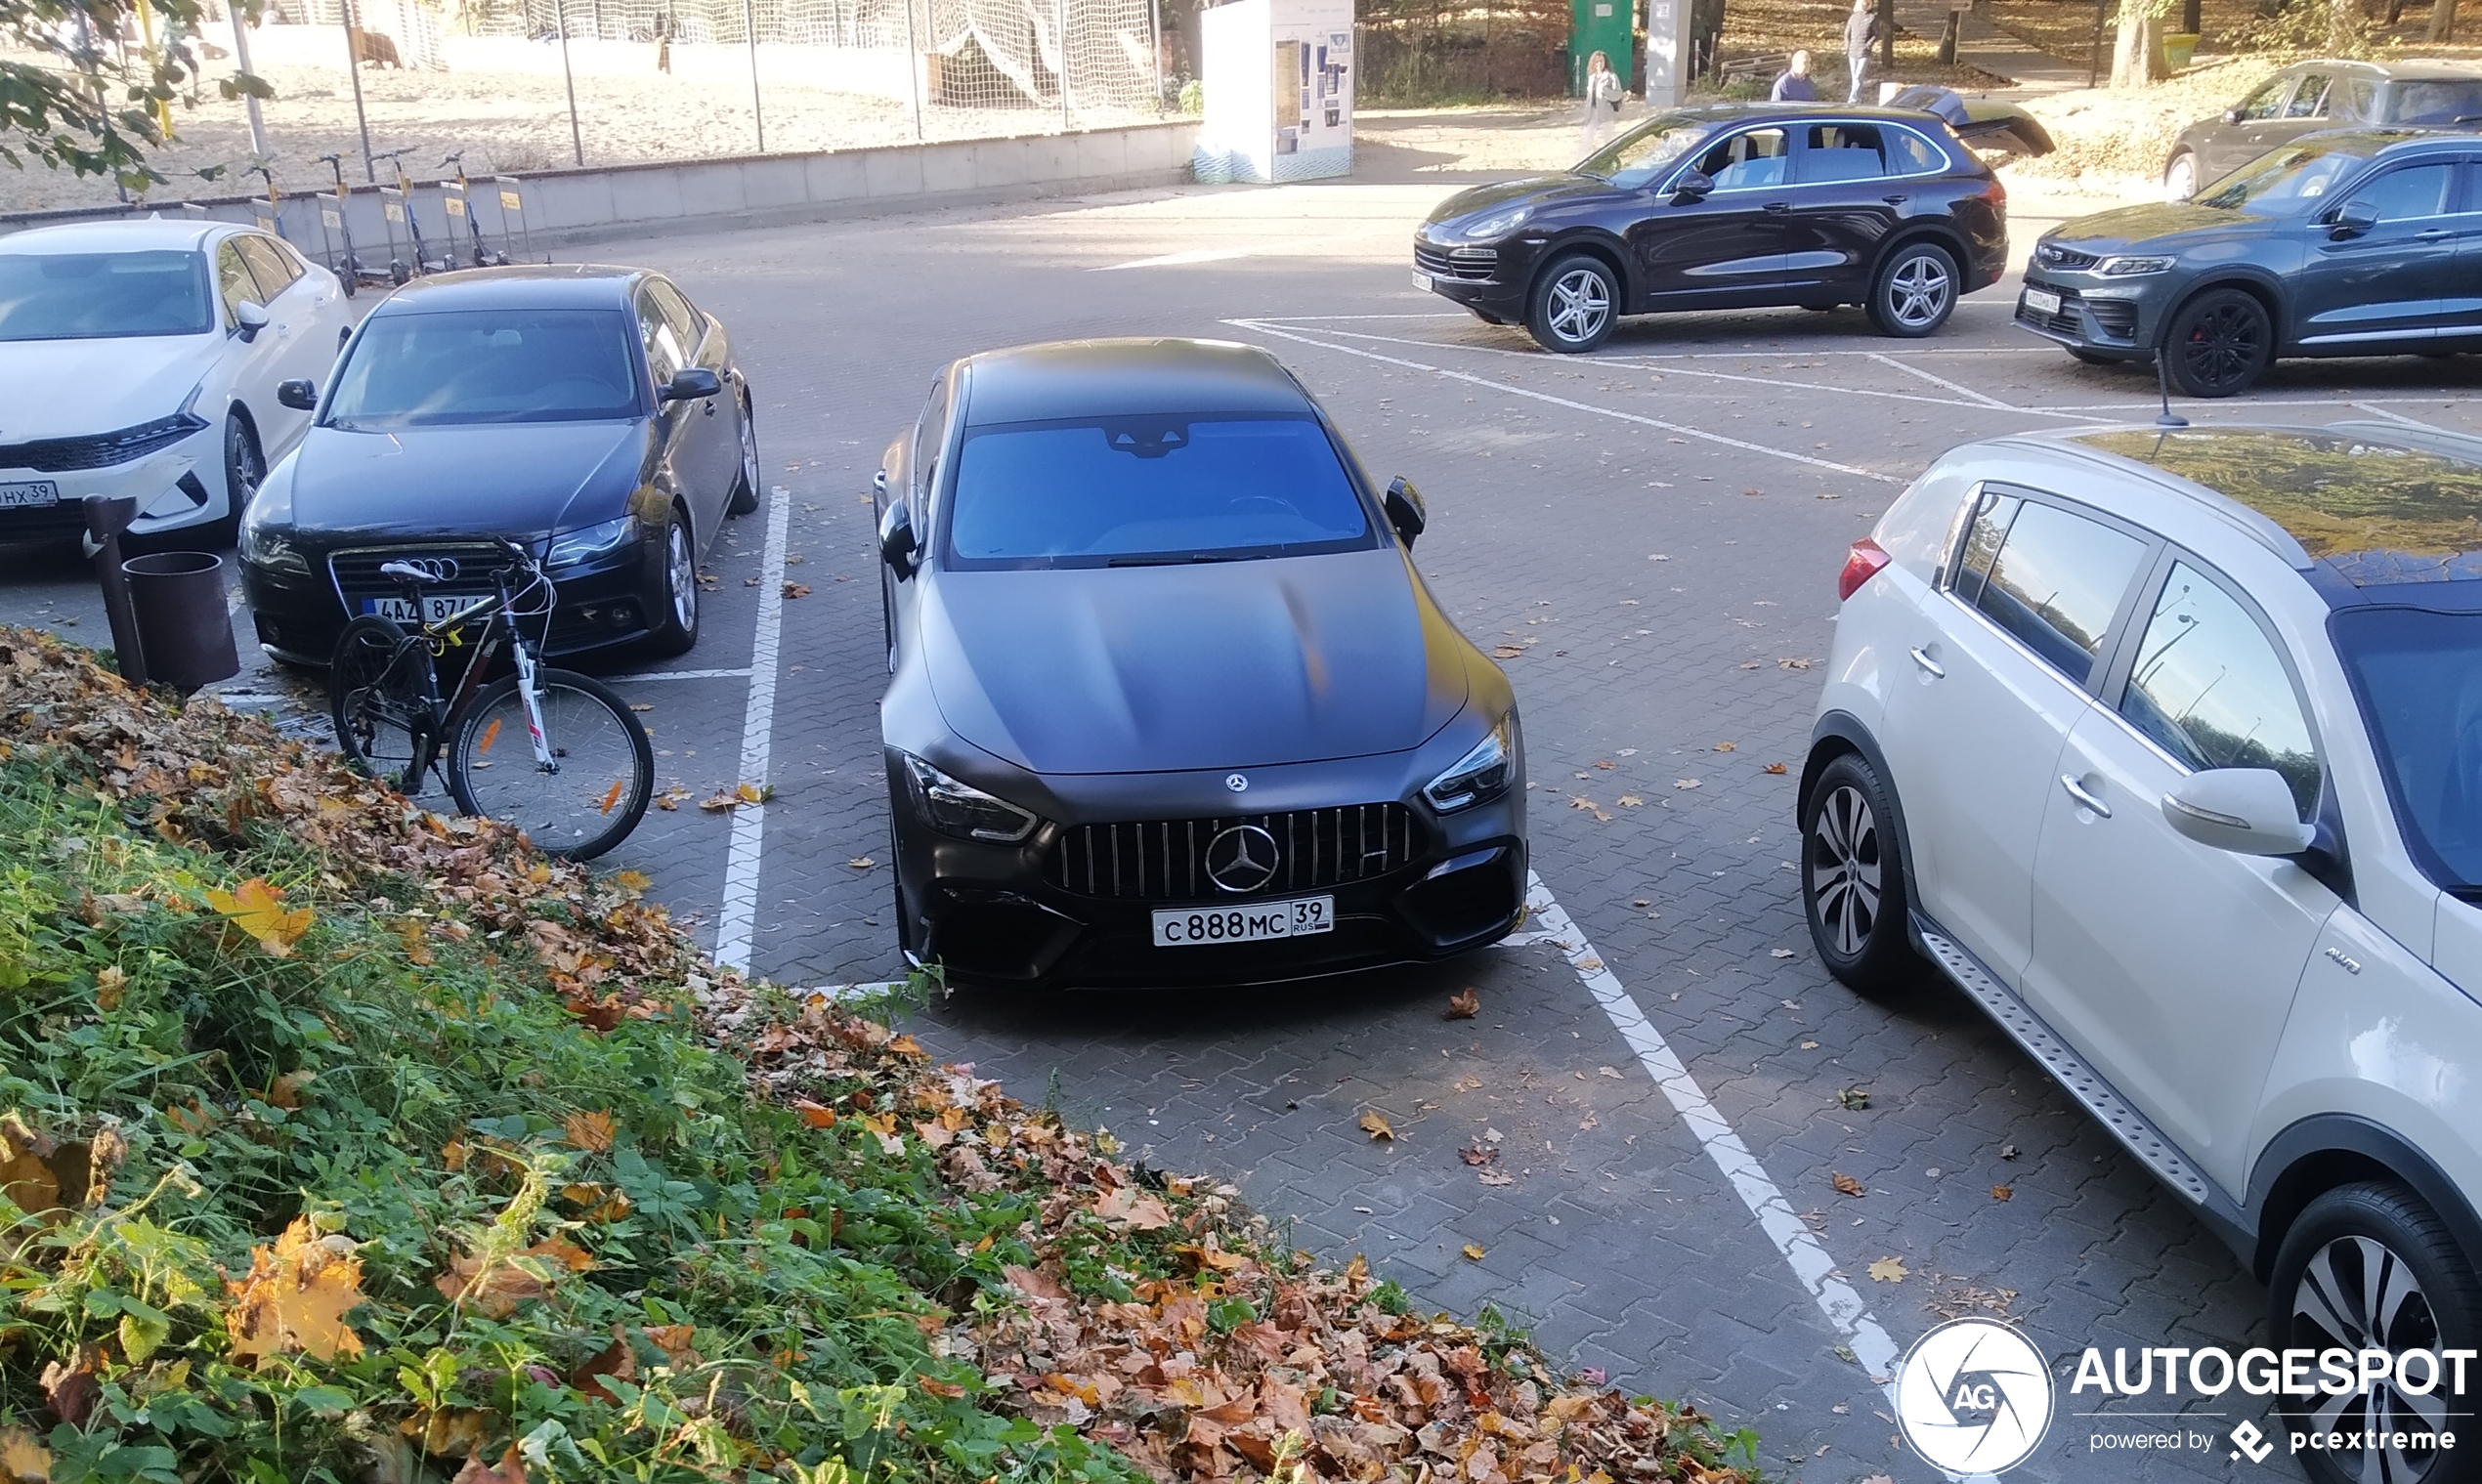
[1838,537,1892,602]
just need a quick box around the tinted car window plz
[1694,127,1789,191]
[2385,79,2482,125]
[913,375,950,502]
[0,250,212,340]
[1888,127,1945,174]
[2196,139,2379,213]
[646,279,704,349]
[1950,488,2020,607]
[1799,123,1887,182]
[215,240,259,324]
[2236,77,2292,121]
[2349,162,2455,220]
[1971,500,2147,685]
[2285,74,2331,118]
[947,415,1372,569]
[2332,77,2375,120]
[2332,607,2482,888]
[1577,113,1714,188]
[2119,562,2320,819]
[634,288,684,383]
[235,234,299,302]
[326,309,640,427]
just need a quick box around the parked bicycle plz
[328,540,654,861]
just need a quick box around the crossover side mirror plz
[276,378,319,411]
[2327,199,2380,239]
[660,366,723,403]
[1670,170,1715,204]
[1384,476,1427,546]
[2223,106,2243,124]
[2161,768,2316,857]
[235,300,270,343]
[878,498,919,577]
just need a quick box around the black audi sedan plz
[873,339,1527,990]
[1415,90,2052,353]
[2017,130,2482,397]
[238,265,757,664]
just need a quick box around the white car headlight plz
[902,753,1041,843]
[1425,713,1516,813]
[2097,255,2177,276]
[545,516,638,567]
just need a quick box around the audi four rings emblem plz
[1224,773,1249,792]
[1204,825,1280,894]
[395,556,459,581]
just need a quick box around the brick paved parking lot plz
[8,163,2480,1481]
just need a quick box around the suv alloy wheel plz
[1527,254,1618,354]
[1802,752,1918,992]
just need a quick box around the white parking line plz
[618,667,755,682]
[1866,351,2017,409]
[1228,319,1904,485]
[1096,246,1258,271]
[1513,873,1990,1483]
[2350,402,2444,430]
[712,487,792,974]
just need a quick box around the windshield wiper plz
[1107,553,1235,567]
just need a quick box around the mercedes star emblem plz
[1204,824,1280,894]
[1225,773,1249,792]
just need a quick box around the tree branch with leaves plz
[2,0,270,192]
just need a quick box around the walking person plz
[654,5,673,73]
[1771,48,1817,101]
[1579,50,1625,153]
[1844,0,1875,103]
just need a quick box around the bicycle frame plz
[379,553,559,783]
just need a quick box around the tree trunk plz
[1877,0,1895,71]
[2110,8,2161,86]
[2430,0,2459,41]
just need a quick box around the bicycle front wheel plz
[330,614,431,793]
[446,669,653,861]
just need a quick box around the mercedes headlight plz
[1461,207,1531,241]
[902,753,1041,843]
[2097,255,2176,276]
[1424,713,1516,813]
[545,515,638,567]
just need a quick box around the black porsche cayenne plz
[1416,92,2051,353]
[872,339,1528,990]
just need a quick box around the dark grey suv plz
[2164,59,2482,200]
[2018,130,2482,396]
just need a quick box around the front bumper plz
[890,748,1530,990]
[1413,233,1542,319]
[0,422,228,546]
[241,534,664,665]
[2013,268,2163,358]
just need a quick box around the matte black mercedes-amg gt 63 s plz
[873,339,1528,990]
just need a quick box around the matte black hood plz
[1427,174,1621,228]
[922,549,1471,776]
[285,420,648,538]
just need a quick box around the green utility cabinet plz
[1570,0,1634,91]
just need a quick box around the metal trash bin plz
[121,552,240,692]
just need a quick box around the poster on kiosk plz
[1192,0,1354,184]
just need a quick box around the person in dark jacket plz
[1844,0,1875,102]
[1771,49,1818,101]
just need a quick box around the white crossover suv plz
[0,218,348,549]
[1808,420,2482,1484]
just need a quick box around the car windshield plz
[2194,140,2380,213]
[2384,78,2482,124]
[1575,114,1715,188]
[2332,605,2482,893]
[0,250,212,341]
[324,308,641,427]
[945,414,1374,569]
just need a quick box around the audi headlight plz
[545,515,638,567]
[2097,255,2176,276]
[1424,713,1515,813]
[237,475,307,574]
[902,753,1041,843]
[1461,207,1530,241]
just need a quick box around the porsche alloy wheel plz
[1526,255,1616,354]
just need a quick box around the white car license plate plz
[1152,895,1335,948]
[0,481,61,510]
[2023,286,2063,317]
[364,594,488,624]
[1412,270,1434,292]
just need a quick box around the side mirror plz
[878,498,919,577]
[2328,199,2379,239]
[235,300,271,343]
[2161,769,2315,857]
[1670,170,1715,204]
[1383,476,1427,546]
[660,366,723,403]
[2223,106,2243,124]
[276,378,319,411]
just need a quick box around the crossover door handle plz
[1883,194,1908,205]
[2415,228,2453,241]
[1908,646,1945,678]
[2060,774,2112,818]
[1765,201,1792,213]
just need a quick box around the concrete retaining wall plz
[0,119,1199,253]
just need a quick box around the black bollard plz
[82,495,147,688]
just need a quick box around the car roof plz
[0,217,240,254]
[1655,101,1954,128]
[2269,57,2482,79]
[2274,127,2475,155]
[961,339,1315,426]
[2032,423,2482,593]
[369,264,644,314]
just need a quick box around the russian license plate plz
[1152,895,1334,948]
[364,594,487,624]
[0,481,60,510]
[2022,286,2063,317]
[1412,270,1433,292]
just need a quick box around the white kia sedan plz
[0,218,348,549]
[1810,421,2482,1484]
